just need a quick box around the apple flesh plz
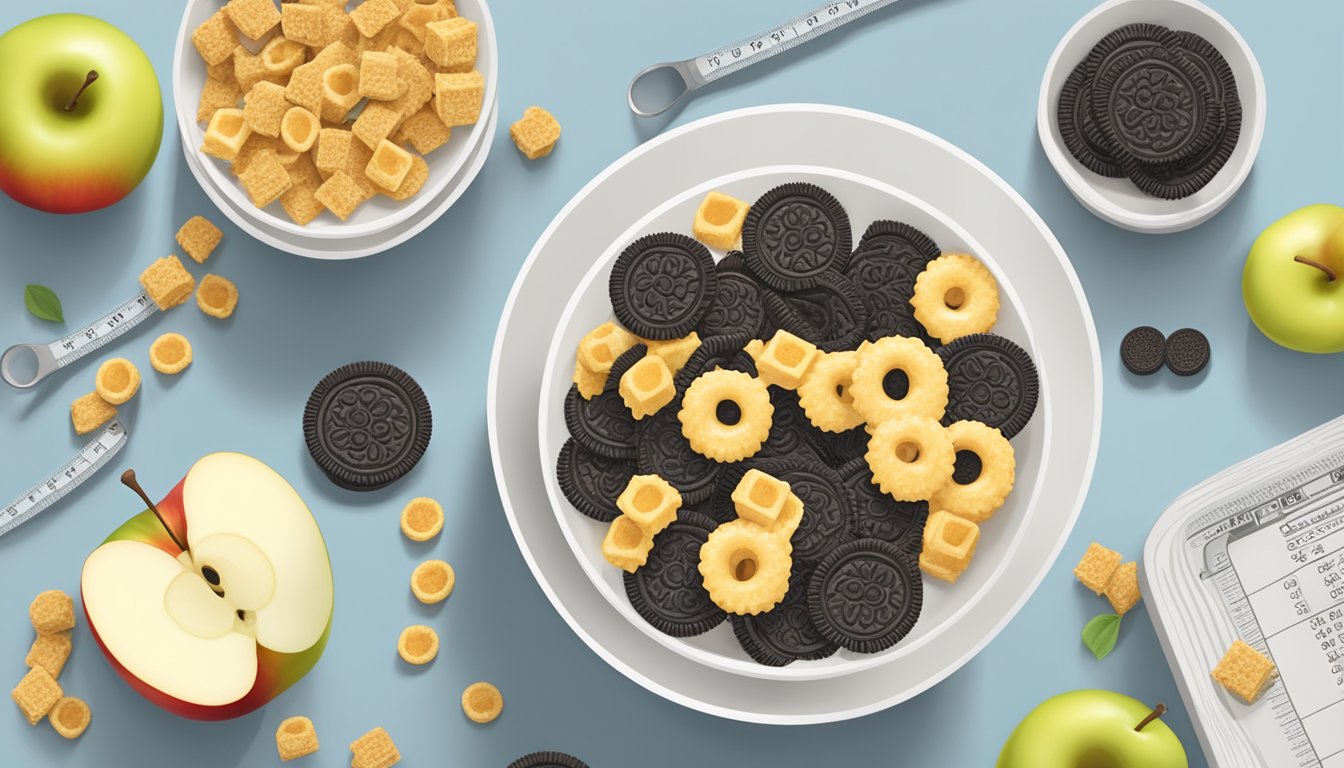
[997,690,1187,768]
[1243,204,1344,353]
[81,453,333,721]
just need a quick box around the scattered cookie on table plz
[1165,327,1210,376]
[1121,326,1166,375]
[1211,640,1276,704]
[276,716,319,762]
[410,559,455,604]
[149,333,193,375]
[507,752,591,768]
[509,106,561,160]
[461,682,503,724]
[94,358,140,405]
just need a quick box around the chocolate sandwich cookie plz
[637,399,721,504]
[673,333,756,392]
[303,361,432,491]
[603,342,648,391]
[609,232,718,340]
[1164,327,1209,376]
[507,752,590,768]
[1121,326,1166,375]
[756,455,856,563]
[732,566,839,666]
[843,220,941,343]
[815,426,870,468]
[763,270,868,352]
[938,333,1040,439]
[563,385,640,459]
[1092,45,1223,172]
[807,538,923,654]
[756,387,825,462]
[624,510,726,638]
[743,183,852,291]
[697,256,769,339]
[556,438,637,523]
[839,458,928,554]
[953,449,983,486]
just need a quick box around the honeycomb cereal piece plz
[918,510,979,583]
[698,520,792,615]
[602,516,654,573]
[176,215,223,264]
[280,107,320,153]
[619,356,674,420]
[139,255,196,310]
[616,475,682,535]
[461,682,503,724]
[399,497,444,542]
[196,275,240,319]
[284,63,324,115]
[910,253,1001,344]
[394,105,451,154]
[315,127,353,175]
[755,330,819,390]
[281,153,326,225]
[202,108,252,161]
[865,416,955,501]
[424,17,476,69]
[25,632,72,679]
[678,369,774,463]
[692,191,749,250]
[433,71,483,127]
[577,322,638,377]
[244,81,290,138]
[150,333,193,375]
[349,727,400,768]
[280,3,326,47]
[309,40,357,71]
[238,149,293,207]
[30,590,75,634]
[1212,640,1277,704]
[849,336,948,425]
[1105,561,1142,615]
[71,392,116,435]
[316,6,359,49]
[231,133,282,177]
[95,358,141,404]
[410,559,455,604]
[48,696,89,740]
[206,57,238,84]
[193,10,240,66]
[276,716,319,761]
[1073,542,1123,596]
[397,625,439,665]
[399,1,454,44]
[342,138,378,199]
[260,36,306,76]
[358,50,405,100]
[365,140,414,191]
[508,106,560,161]
[929,420,1014,522]
[313,171,365,220]
[319,63,361,123]
[731,469,790,528]
[796,350,864,433]
[11,667,61,725]
[572,360,606,401]
[353,101,404,149]
[389,27,424,58]
[349,0,400,38]
[197,77,242,124]
[233,48,274,93]
[387,50,434,118]
[225,0,281,40]
[382,154,428,201]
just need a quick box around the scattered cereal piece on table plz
[1211,640,1277,704]
[149,333,193,375]
[25,632,72,679]
[197,275,240,319]
[94,358,141,405]
[349,726,400,768]
[397,625,439,666]
[192,10,239,67]
[1104,561,1142,615]
[71,393,116,435]
[30,590,75,635]
[11,667,62,725]
[410,559,455,604]
[48,696,90,740]
[139,255,196,310]
[692,191,748,250]
[1074,542,1123,596]
[400,498,444,542]
[224,0,281,41]
[461,682,503,724]
[509,106,560,161]
[176,215,223,264]
[433,71,484,127]
[276,715,319,761]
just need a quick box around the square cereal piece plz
[315,127,353,175]
[577,321,637,375]
[1105,561,1142,615]
[732,469,790,528]
[225,0,281,41]
[388,54,433,118]
[1212,640,1277,704]
[602,516,654,573]
[276,715,319,761]
[616,475,681,535]
[233,48,275,93]
[25,632,72,679]
[243,81,290,137]
[231,133,281,177]
[283,62,323,115]
[70,393,116,435]
[358,50,405,100]
[238,149,293,207]
[644,332,701,376]
[756,330,818,389]
[309,40,356,71]
[1074,542,1122,595]
[176,216,223,264]
[193,10,240,66]
[693,191,749,250]
[259,36,306,76]
[424,17,475,69]
[774,491,805,538]
[280,155,326,225]
[394,105,451,154]
[919,510,979,583]
[12,667,62,726]
[349,0,400,38]
[314,6,358,49]
[364,139,413,191]
[30,590,75,635]
[206,57,239,84]
[280,3,325,47]
[432,70,482,127]
[140,255,197,310]
[573,359,605,401]
[509,106,560,160]
[342,138,377,198]
[313,171,364,220]
[381,153,428,202]
[349,726,399,768]
[352,101,403,149]
[398,0,454,44]
[197,77,242,124]
[619,355,674,419]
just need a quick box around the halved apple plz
[81,453,333,721]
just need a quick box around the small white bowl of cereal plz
[172,0,497,253]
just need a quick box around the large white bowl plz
[1036,0,1265,234]
[539,166,1044,681]
[172,0,497,246]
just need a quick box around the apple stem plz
[1135,703,1167,732]
[1295,255,1338,282]
[120,469,188,553]
[63,70,98,112]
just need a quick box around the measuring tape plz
[0,420,129,539]
[693,0,898,79]
[2,292,158,389]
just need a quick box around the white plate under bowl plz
[489,104,1103,723]
[539,165,1044,682]
[1037,0,1265,234]
[172,0,498,244]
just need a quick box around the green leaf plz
[24,284,63,323]
[1082,613,1123,660]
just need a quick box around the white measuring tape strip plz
[693,0,897,79]
[0,419,129,539]
[2,292,158,389]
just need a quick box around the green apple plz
[0,14,162,213]
[997,690,1188,768]
[1243,204,1344,353]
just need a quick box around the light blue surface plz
[1,1,1341,765]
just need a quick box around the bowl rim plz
[1035,0,1266,233]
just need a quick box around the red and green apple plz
[997,689,1187,768]
[1243,204,1344,354]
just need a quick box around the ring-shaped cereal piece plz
[697,520,792,615]
[677,369,773,463]
[397,624,440,665]
[929,420,1015,522]
[196,274,239,319]
[410,559,455,604]
[462,682,504,723]
[149,333,193,375]
[400,497,444,542]
[910,253,1000,343]
[95,358,141,405]
[849,337,948,426]
[865,416,955,501]
[796,351,864,433]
